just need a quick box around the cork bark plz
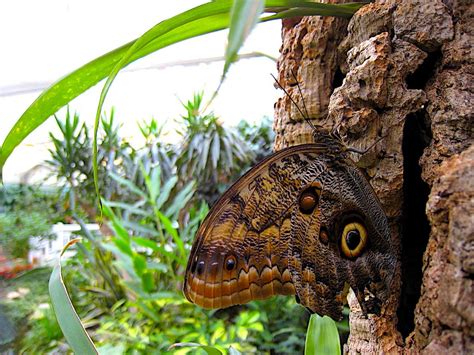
[273,0,473,353]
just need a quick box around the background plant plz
[0,184,59,258]
[4,89,346,353]
[176,92,255,205]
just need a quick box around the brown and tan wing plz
[183,144,328,309]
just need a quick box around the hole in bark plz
[332,67,345,90]
[397,110,432,338]
[406,49,442,89]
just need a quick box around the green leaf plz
[49,239,98,354]
[304,314,340,355]
[103,200,148,216]
[133,237,159,251]
[157,211,186,261]
[113,237,133,257]
[165,181,196,218]
[169,342,223,355]
[156,176,178,210]
[133,253,147,277]
[224,0,265,81]
[102,202,131,243]
[141,271,155,292]
[108,171,147,198]
[228,346,242,355]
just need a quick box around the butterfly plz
[183,81,397,321]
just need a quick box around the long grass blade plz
[49,239,98,354]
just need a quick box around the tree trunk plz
[273,0,473,353]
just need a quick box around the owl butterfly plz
[183,82,396,321]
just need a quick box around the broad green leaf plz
[141,271,155,292]
[304,314,340,355]
[149,165,162,203]
[49,239,98,354]
[198,134,211,172]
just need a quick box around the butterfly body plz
[184,132,396,320]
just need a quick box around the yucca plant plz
[176,92,254,204]
[136,117,177,185]
[47,108,92,190]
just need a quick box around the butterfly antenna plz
[271,74,317,131]
[346,114,408,155]
[291,70,310,120]
[346,133,386,155]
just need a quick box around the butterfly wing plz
[183,144,396,321]
[183,144,329,309]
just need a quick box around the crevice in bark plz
[406,49,442,90]
[332,67,345,90]
[397,110,432,338]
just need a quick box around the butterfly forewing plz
[184,145,328,309]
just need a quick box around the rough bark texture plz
[274,0,473,353]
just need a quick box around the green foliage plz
[0,184,59,214]
[89,297,266,353]
[0,185,58,258]
[176,92,254,204]
[0,185,56,258]
[0,209,52,258]
[20,303,64,354]
[236,116,275,162]
[0,268,65,353]
[46,108,134,213]
[247,297,308,353]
